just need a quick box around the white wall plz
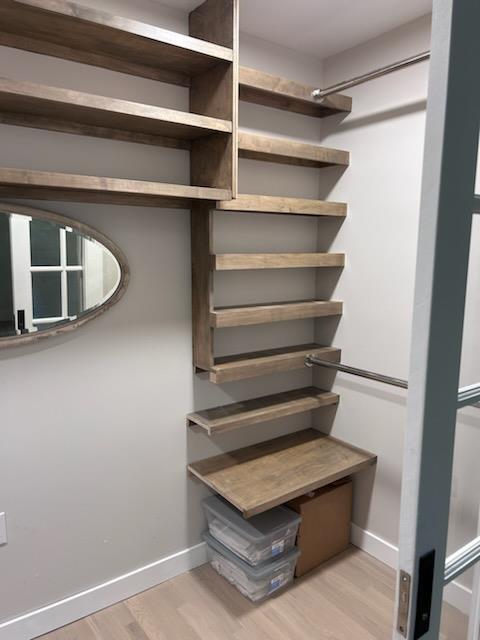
[316,13,480,593]
[0,0,328,626]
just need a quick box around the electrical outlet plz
[0,513,7,545]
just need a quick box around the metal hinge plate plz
[397,570,411,637]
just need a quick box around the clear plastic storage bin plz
[204,532,300,602]
[203,495,301,566]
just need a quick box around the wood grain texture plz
[0,0,233,86]
[211,300,343,327]
[187,386,339,434]
[239,66,352,117]
[238,131,350,168]
[0,168,230,207]
[0,201,129,349]
[189,0,238,194]
[216,193,347,216]
[188,429,377,517]
[191,205,214,370]
[189,0,236,49]
[38,547,466,640]
[210,344,340,383]
[0,76,231,148]
[212,252,345,270]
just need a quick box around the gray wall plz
[0,0,327,622]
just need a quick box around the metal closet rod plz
[305,355,480,410]
[305,354,408,388]
[312,50,431,100]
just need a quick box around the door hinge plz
[397,570,411,637]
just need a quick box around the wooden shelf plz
[212,253,345,270]
[238,132,349,168]
[239,66,352,118]
[0,168,231,207]
[211,300,343,328]
[0,77,232,149]
[207,344,340,383]
[216,193,347,217]
[188,428,376,517]
[187,387,339,435]
[0,0,233,86]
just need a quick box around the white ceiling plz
[163,0,432,59]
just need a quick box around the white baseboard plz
[1,525,472,640]
[351,523,472,615]
[0,542,207,640]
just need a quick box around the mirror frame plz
[0,201,129,348]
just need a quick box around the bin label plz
[270,572,286,592]
[271,539,285,556]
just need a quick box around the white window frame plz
[10,218,84,331]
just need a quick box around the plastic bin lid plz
[203,531,300,578]
[203,495,301,543]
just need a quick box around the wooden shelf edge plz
[0,167,231,207]
[212,253,345,270]
[208,344,340,383]
[187,387,339,435]
[216,193,347,217]
[210,300,343,328]
[0,77,232,148]
[0,0,233,86]
[239,66,352,118]
[188,429,377,517]
[238,131,350,168]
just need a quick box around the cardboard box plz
[287,478,352,578]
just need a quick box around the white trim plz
[351,523,399,568]
[0,542,207,640]
[0,528,470,640]
[351,524,472,616]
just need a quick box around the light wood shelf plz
[207,344,340,383]
[238,131,349,168]
[188,428,376,517]
[216,193,347,217]
[0,0,233,86]
[0,77,232,149]
[187,387,339,435]
[211,300,343,328]
[212,253,345,270]
[239,66,352,118]
[0,168,230,207]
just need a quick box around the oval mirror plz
[0,202,128,347]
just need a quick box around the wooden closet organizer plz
[0,0,376,517]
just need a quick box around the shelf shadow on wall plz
[326,99,427,134]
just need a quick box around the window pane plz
[66,231,83,266]
[32,272,61,318]
[30,220,60,266]
[67,271,83,316]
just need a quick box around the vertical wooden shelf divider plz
[191,204,214,371]
[189,0,239,196]
[190,0,238,374]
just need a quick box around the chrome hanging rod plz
[305,354,408,388]
[312,50,431,100]
[305,355,480,410]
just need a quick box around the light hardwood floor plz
[38,547,467,640]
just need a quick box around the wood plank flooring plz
[38,547,467,640]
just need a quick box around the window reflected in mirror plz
[0,210,123,339]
